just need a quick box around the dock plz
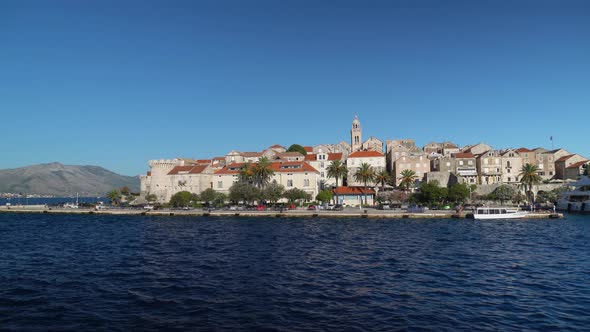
[0,205,564,219]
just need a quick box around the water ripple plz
[1,213,590,331]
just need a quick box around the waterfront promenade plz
[0,205,563,219]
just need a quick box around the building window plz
[459,160,464,166]
[287,180,293,187]
[549,171,553,176]
[304,179,310,187]
[320,172,324,178]
[468,160,473,165]
[507,169,511,173]
[217,181,223,189]
[320,162,325,168]
[508,177,511,182]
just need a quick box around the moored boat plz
[556,176,590,213]
[473,207,529,219]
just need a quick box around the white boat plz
[473,207,529,219]
[556,176,590,213]
[64,193,80,209]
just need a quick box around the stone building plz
[556,154,588,180]
[500,149,523,184]
[346,151,386,187]
[305,152,343,188]
[536,148,570,180]
[350,115,384,153]
[476,150,503,185]
[392,153,431,187]
[213,161,320,199]
[385,139,423,173]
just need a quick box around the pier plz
[0,205,564,219]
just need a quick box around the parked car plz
[256,205,266,211]
[333,204,344,211]
[377,204,391,210]
[307,205,317,210]
[326,204,335,210]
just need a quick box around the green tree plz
[316,189,333,203]
[145,193,158,203]
[229,182,260,205]
[261,182,285,204]
[326,159,347,204]
[283,188,308,205]
[375,170,392,191]
[417,181,448,206]
[398,169,418,191]
[120,186,131,196]
[353,162,376,206]
[239,162,254,184]
[200,188,218,206]
[491,184,517,205]
[169,191,192,207]
[512,192,527,205]
[213,192,227,207]
[448,183,471,204]
[286,144,307,155]
[519,163,542,204]
[107,189,121,205]
[253,157,274,189]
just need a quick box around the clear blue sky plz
[1,0,589,175]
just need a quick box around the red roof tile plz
[189,165,209,174]
[516,148,533,153]
[241,152,262,157]
[168,166,195,175]
[566,161,589,169]
[304,146,313,152]
[196,159,212,164]
[328,153,343,161]
[214,162,319,175]
[452,152,475,159]
[333,186,376,195]
[304,154,317,161]
[270,144,285,149]
[557,154,575,162]
[348,151,384,158]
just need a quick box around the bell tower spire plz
[351,114,362,152]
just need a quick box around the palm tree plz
[326,159,347,204]
[354,162,376,206]
[239,162,254,184]
[375,170,392,192]
[398,169,418,192]
[519,163,542,204]
[253,157,274,189]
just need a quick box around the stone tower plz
[351,114,362,152]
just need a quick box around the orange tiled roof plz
[196,159,212,164]
[516,148,533,153]
[304,154,317,161]
[348,151,384,158]
[452,152,475,159]
[168,166,195,175]
[189,165,209,174]
[270,144,285,149]
[566,161,588,169]
[241,152,262,157]
[278,152,304,158]
[328,153,343,161]
[214,162,319,175]
[557,154,575,162]
[333,186,376,195]
[304,146,313,152]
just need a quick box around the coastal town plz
[140,115,589,207]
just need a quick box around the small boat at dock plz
[473,207,529,220]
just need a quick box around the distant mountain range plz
[0,162,140,196]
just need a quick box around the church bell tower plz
[351,114,362,152]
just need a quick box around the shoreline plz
[0,206,564,219]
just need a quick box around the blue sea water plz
[1,213,590,331]
[0,197,107,206]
